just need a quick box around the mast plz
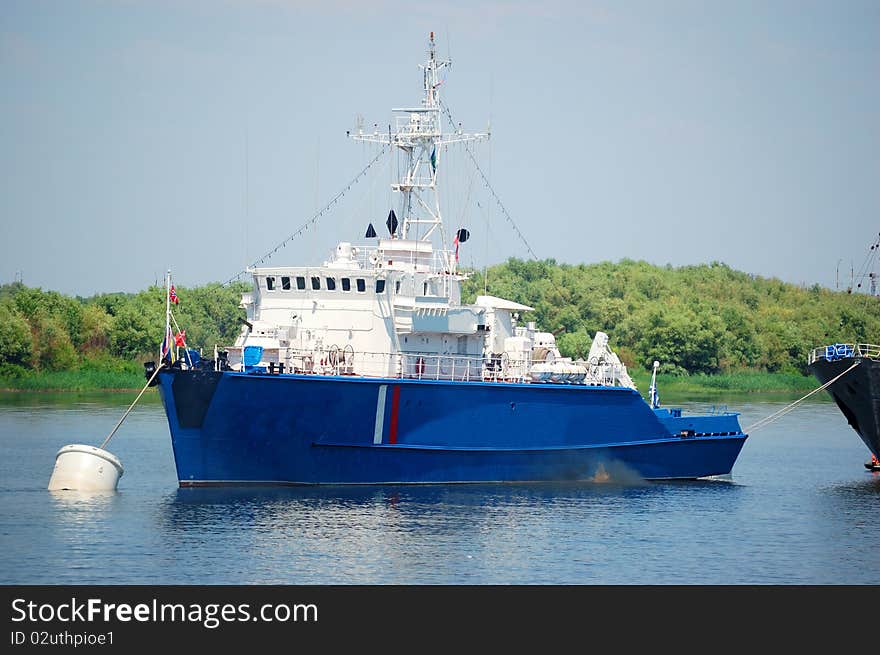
[351,32,487,271]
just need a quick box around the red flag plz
[174,330,186,347]
[169,285,179,305]
[453,233,460,262]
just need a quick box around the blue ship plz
[155,371,746,485]
[150,33,747,486]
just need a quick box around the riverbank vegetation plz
[0,281,247,390]
[1,258,877,391]
[462,259,880,376]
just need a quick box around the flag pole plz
[164,269,171,364]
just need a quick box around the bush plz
[0,302,33,368]
[32,313,78,371]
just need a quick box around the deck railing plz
[351,243,457,272]
[808,343,880,364]
[224,347,515,382]
[219,345,633,387]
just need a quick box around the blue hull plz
[157,371,747,485]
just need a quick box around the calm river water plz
[1,391,878,584]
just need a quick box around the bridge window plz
[376,279,386,293]
[281,276,291,290]
[395,280,401,294]
[266,276,275,291]
[326,277,337,291]
[341,278,351,291]
[356,278,366,293]
[311,276,321,290]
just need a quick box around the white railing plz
[216,345,632,387]
[808,343,880,364]
[351,243,456,273]
[226,347,497,382]
[220,346,634,387]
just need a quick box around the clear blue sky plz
[2,0,878,296]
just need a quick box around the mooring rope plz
[99,364,163,450]
[744,360,861,433]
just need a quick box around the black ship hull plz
[808,357,880,458]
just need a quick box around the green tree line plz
[0,281,248,379]
[462,258,880,376]
[0,259,877,380]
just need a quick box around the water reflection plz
[824,473,880,500]
[49,489,121,513]
[0,391,163,410]
[148,479,745,583]
[159,478,740,521]
[161,480,661,519]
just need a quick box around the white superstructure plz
[225,33,634,389]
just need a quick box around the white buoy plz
[45,362,161,493]
[48,444,124,492]
[46,277,169,494]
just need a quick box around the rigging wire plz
[439,100,539,261]
[456,149,479,231]
[223,144,389,286]
[439,100,576,335]
[851,231,880,294]
[334,142,388,239]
